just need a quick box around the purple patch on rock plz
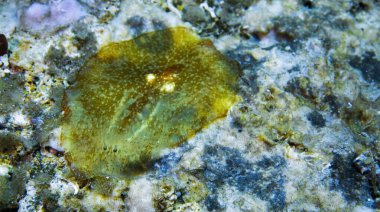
[22,0,86,34]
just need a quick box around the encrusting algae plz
[61,27,240,177]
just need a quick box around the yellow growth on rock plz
[61,27,240,177]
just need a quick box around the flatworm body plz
[61,27,240,177]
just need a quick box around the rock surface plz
[0,0,379,211]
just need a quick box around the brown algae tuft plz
[61,27,240,177]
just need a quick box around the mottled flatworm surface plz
[61,27,240,177]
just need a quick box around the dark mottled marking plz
[350,1,370,14]
[126,16,146,36]
[205,195,223,211]
[287,66,300,73]
[349,51,380,84]
[230,117,243,132]
[323,94,341,115]
[285,77,318,104]
[202,145,286,210]
[330,153,375,208]
[226,50,256,70]
[149,152,182,177]
[307,111,325,128]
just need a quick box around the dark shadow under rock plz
[0,34,8,56]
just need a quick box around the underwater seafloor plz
[0,0,380,211]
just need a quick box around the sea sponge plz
[61,27,240,178]
[21,0,86,34]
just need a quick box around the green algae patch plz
[61,27,240,178]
